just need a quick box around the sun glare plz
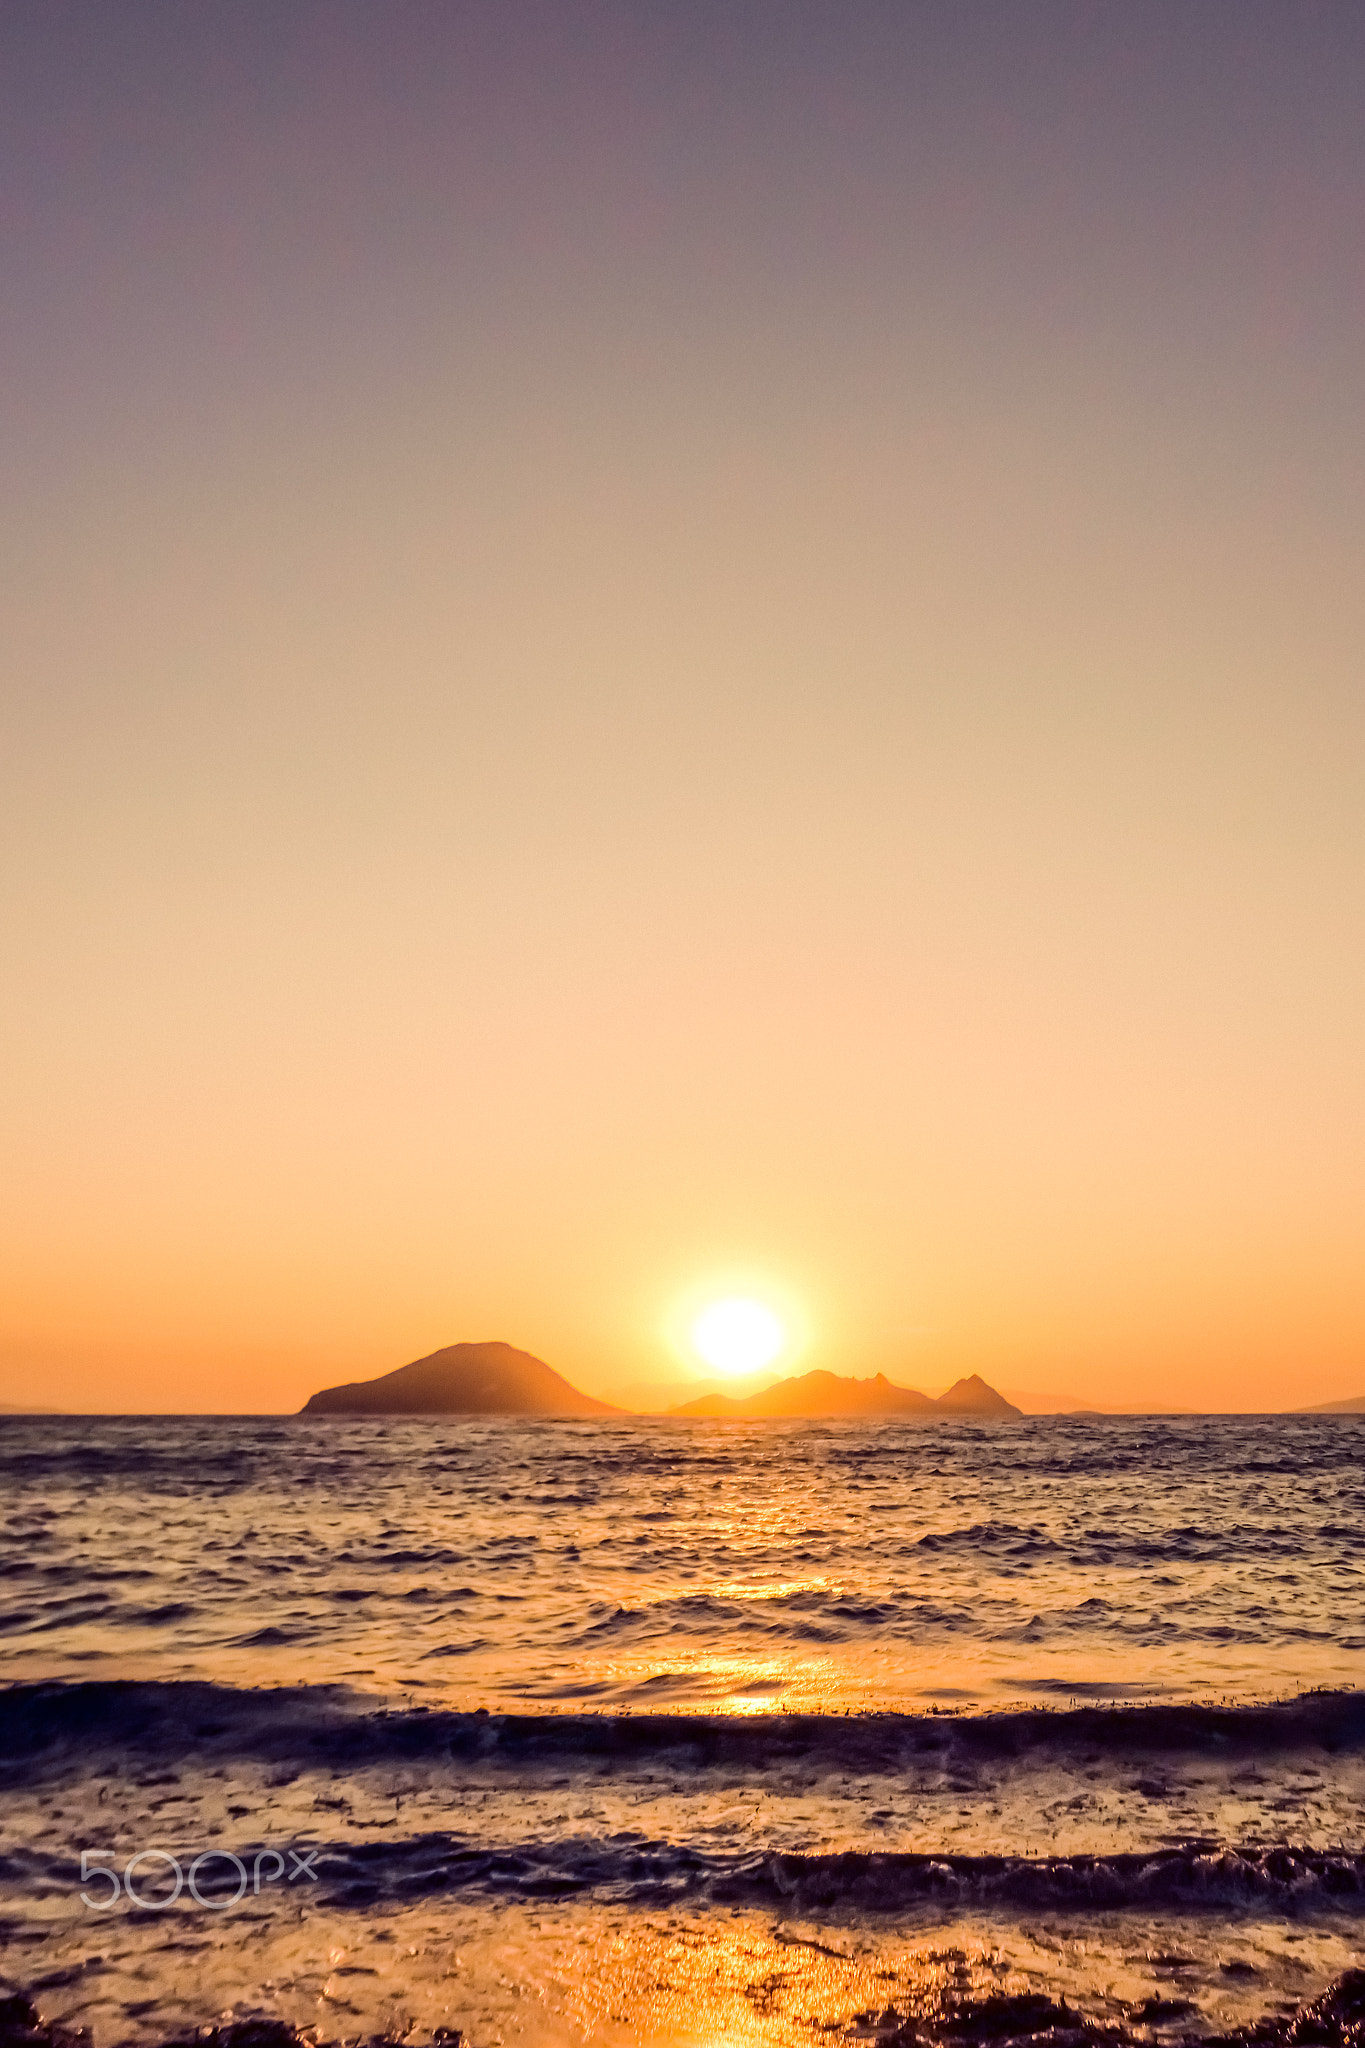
[691,1297,785,1377]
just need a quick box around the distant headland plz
[299,1345,1020,1419]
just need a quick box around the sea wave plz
[3,1679,1363,1777]
[290,1835,1365,1914]
[6,1820,1364,1918]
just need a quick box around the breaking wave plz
[3,1677,1364,1777]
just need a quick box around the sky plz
[2,1,1364,1414]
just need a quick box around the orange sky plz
[2,6,1364,1414]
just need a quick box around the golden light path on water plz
[19,1884,1359,2048]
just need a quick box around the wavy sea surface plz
[2,1414,1363,1710]
[1,1414,1363,2045]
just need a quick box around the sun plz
[690,1297,786,1377]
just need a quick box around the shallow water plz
[1,1415,1363,2044]
[3,1683,1364,2043]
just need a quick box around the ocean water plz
[3,1414,1364,1710]
[2,1414,1363,2046]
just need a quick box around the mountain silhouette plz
[670,1370,932,1419]
[934,1373,1021,1415]
[299,1341,618,1417]
[669,1368,1020,1419]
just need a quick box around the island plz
[299,1341,620,1416]
[668,1369,1021,1419]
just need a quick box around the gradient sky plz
[3,2,1364,1413]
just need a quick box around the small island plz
[299,1341,620,1416]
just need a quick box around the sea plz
[1,1413,1363,2046]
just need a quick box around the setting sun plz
[690,1298,785,1377]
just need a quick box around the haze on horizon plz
[3,2,1364,1416]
